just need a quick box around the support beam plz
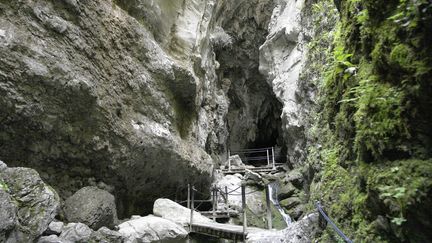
[228,150,231,172]
[272,147,276,169]
[189,186,194,232]
[266,149,270,166]
[187,184,191,209]
[265,184,272,229]
[241,184,247,241]
[212,188,216,222]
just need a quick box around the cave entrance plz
[212,0,286,167]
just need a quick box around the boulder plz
[153,198,211,226]
[285,169,304,189]
[37,235,63,243]
[0,190,17,241]
[88,227,123,243]
[247,213,321,243]
[0,160,7,172]
[45,221,64,235]
[0,165,60,242]
[280,197,301,210]
[118,215,188,243]
[287,204,305,221]
[64,186,117,230]
[59,223,93,242]
[226,155,246,168]
[278,182,298,200]
[244,169,264,186]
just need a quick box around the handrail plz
[230,147,274,153]
[227,147,277,171]
[316,201,353,243]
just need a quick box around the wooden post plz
[265,184,272,229]
[189,186,194,232]
[266,149,270,166]
[228,150,231,171]
[224,186,228,204]
[272,147,276,169]
[187,184,191,209]
[241,184,247,241]
[212,187,216,222]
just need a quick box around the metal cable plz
[316,201,353,243]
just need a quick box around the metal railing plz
[316,201,353,243]
[227,147,277,171]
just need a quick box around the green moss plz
[304,0,432,242]
[389,44,415,70]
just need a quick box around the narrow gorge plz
[0,0,431,242]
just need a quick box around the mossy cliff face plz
[304,0,432,242]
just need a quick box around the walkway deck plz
[221,164,284,174]
[189,221,265,241]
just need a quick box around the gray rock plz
[247,213,321,243]
[285,169,304,189]
[59,223,93,242]
[0,190,17,241]
[1,167,60,241]
[153,198,211,226]
[118,215,188,243]
[278,182,298,200]
[227,155,246,168]
[45,221,64,235]
[37,235,64,243]
[0,0,216,213]
[287,204,305,220]
[0,160,7,172]
[64,186,117,230]
[88,227,123,243]
[280,197,301,210]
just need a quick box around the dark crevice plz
[214,0,286,165]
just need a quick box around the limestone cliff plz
[1,0,431,241]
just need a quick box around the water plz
[268,182,292,226]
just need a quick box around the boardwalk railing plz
[185,183,280,241]
[316,201,353,243]
[228,147,277,171]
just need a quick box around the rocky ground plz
[0,160,323,242]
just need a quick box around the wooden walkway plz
[221,164,284,174]
[189,221,265,241]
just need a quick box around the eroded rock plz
[118,215,188,243]
[247,213,321,243]
[59,223,93,242]
[153,198,211,226]
[0,165,60,242]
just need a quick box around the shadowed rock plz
[64,186,118,230]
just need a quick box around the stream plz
[268,182,292,226]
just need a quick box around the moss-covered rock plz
[303,0,432,241]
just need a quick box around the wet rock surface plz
[247,213,321,243]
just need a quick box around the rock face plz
[153,198,211,226]
[118,215,188,243]
[0,162,60,242]
[0,0,222,217]
[64,186,117,230]
[247,213,321,243]
[0,190,17,241]
[259,0,312,167]
[59,223,93,242]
